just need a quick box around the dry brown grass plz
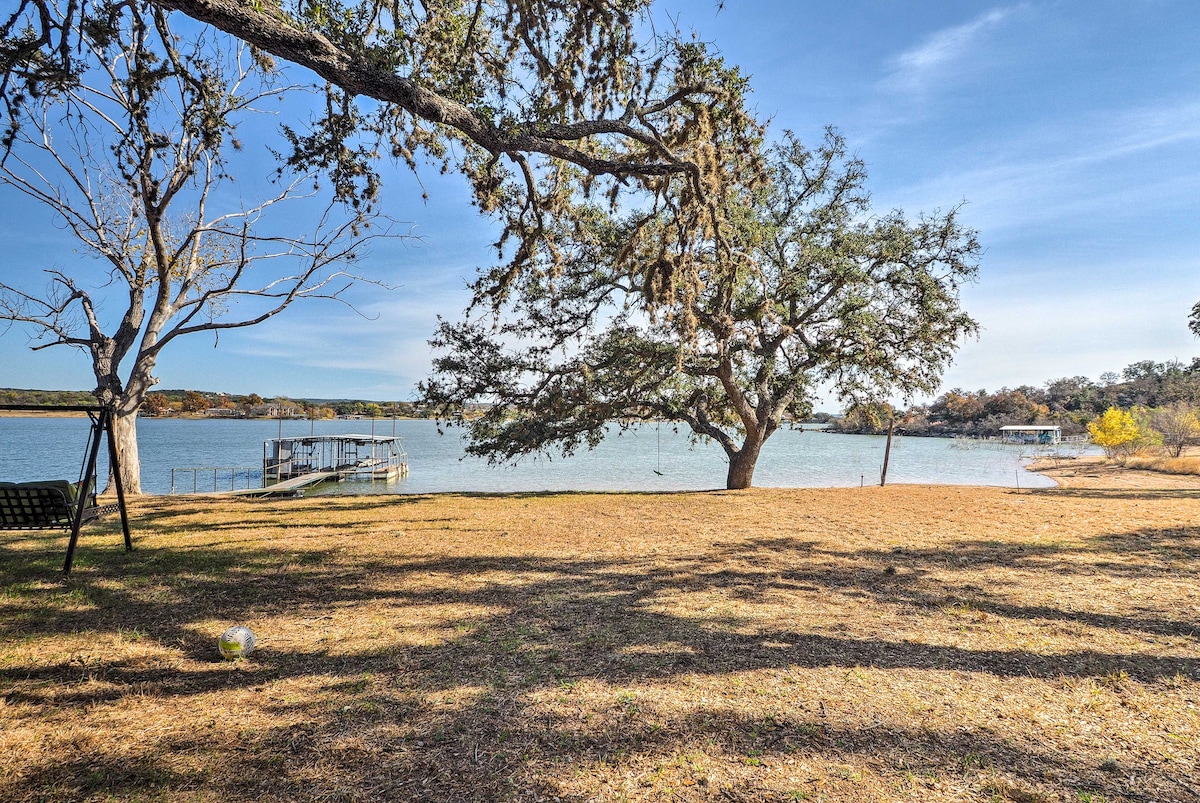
[2,479,1199,802]
[1123,455,1200,476]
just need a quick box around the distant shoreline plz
[1030,452,1200,487]
[0,411,425,421]
[0,410,89,418]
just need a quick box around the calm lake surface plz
[0,416,1090,495]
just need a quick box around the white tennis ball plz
[218,625,256,660]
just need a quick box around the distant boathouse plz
[999,425,1062,445]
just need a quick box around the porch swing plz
[0,404,132,575]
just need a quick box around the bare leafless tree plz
[0,2,389,493]
[1151,401,1200,458]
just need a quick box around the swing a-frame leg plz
[63,406,133,575]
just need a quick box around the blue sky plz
[2,1,1198,407]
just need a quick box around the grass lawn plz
[2,479,1198,802]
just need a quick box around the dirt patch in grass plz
[2,480,1198,802]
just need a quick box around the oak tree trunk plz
[725,436,764,490]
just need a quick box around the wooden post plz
[880,412,896,487]
[63,409,106,575]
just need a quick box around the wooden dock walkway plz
[213,471,339,497]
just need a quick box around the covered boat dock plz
[999,425,1062,445]
[265,434,409,485]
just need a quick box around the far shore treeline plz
[0,388,442,420]
[5,357,1199,436]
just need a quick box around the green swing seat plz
[0,479,116,530]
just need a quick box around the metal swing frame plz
[0,404,132,574]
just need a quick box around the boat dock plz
[265,434,408,484]
[170,433,408,496]
[257,470,339,493]
[171,468,345,496]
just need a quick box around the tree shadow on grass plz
[6,624,1194,801]
[4,520,1198,668]
[3,508,1199,802]
[710,532,1200,638]
[787,519,1200,580]
[4,526,1198,684]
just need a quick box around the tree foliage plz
[842,361,1200,439]
[5,0,760,296]
[141,393,173,416]
[1150,401,1200,458]
[1087,407,1141,459]
[180,391,211,414]
[1116,359,1200,407]
[422,130,980,488]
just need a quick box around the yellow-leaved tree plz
[1087,407,1141,459]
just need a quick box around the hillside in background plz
[0,388,99,408]
[0,388,431,418]
[833,359,1200,436]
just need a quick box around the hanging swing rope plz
[76,409,101,494]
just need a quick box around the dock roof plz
[268,434,400,444]
[999,425,1061,432]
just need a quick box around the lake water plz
[0,416,1088,495]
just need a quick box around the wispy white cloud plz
[878,98,1200,237]
[881,6,1020,94]
[216,270,474,396]
[1098,101,1200,160]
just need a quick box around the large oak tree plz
[3,1,757,494]
[422,130,981,489]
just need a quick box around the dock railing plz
[170,466,263,494]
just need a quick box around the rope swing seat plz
[0,404,132,574]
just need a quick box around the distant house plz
[204,407,244,418]
[248,404,299,419]
[999,425,1061,444]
